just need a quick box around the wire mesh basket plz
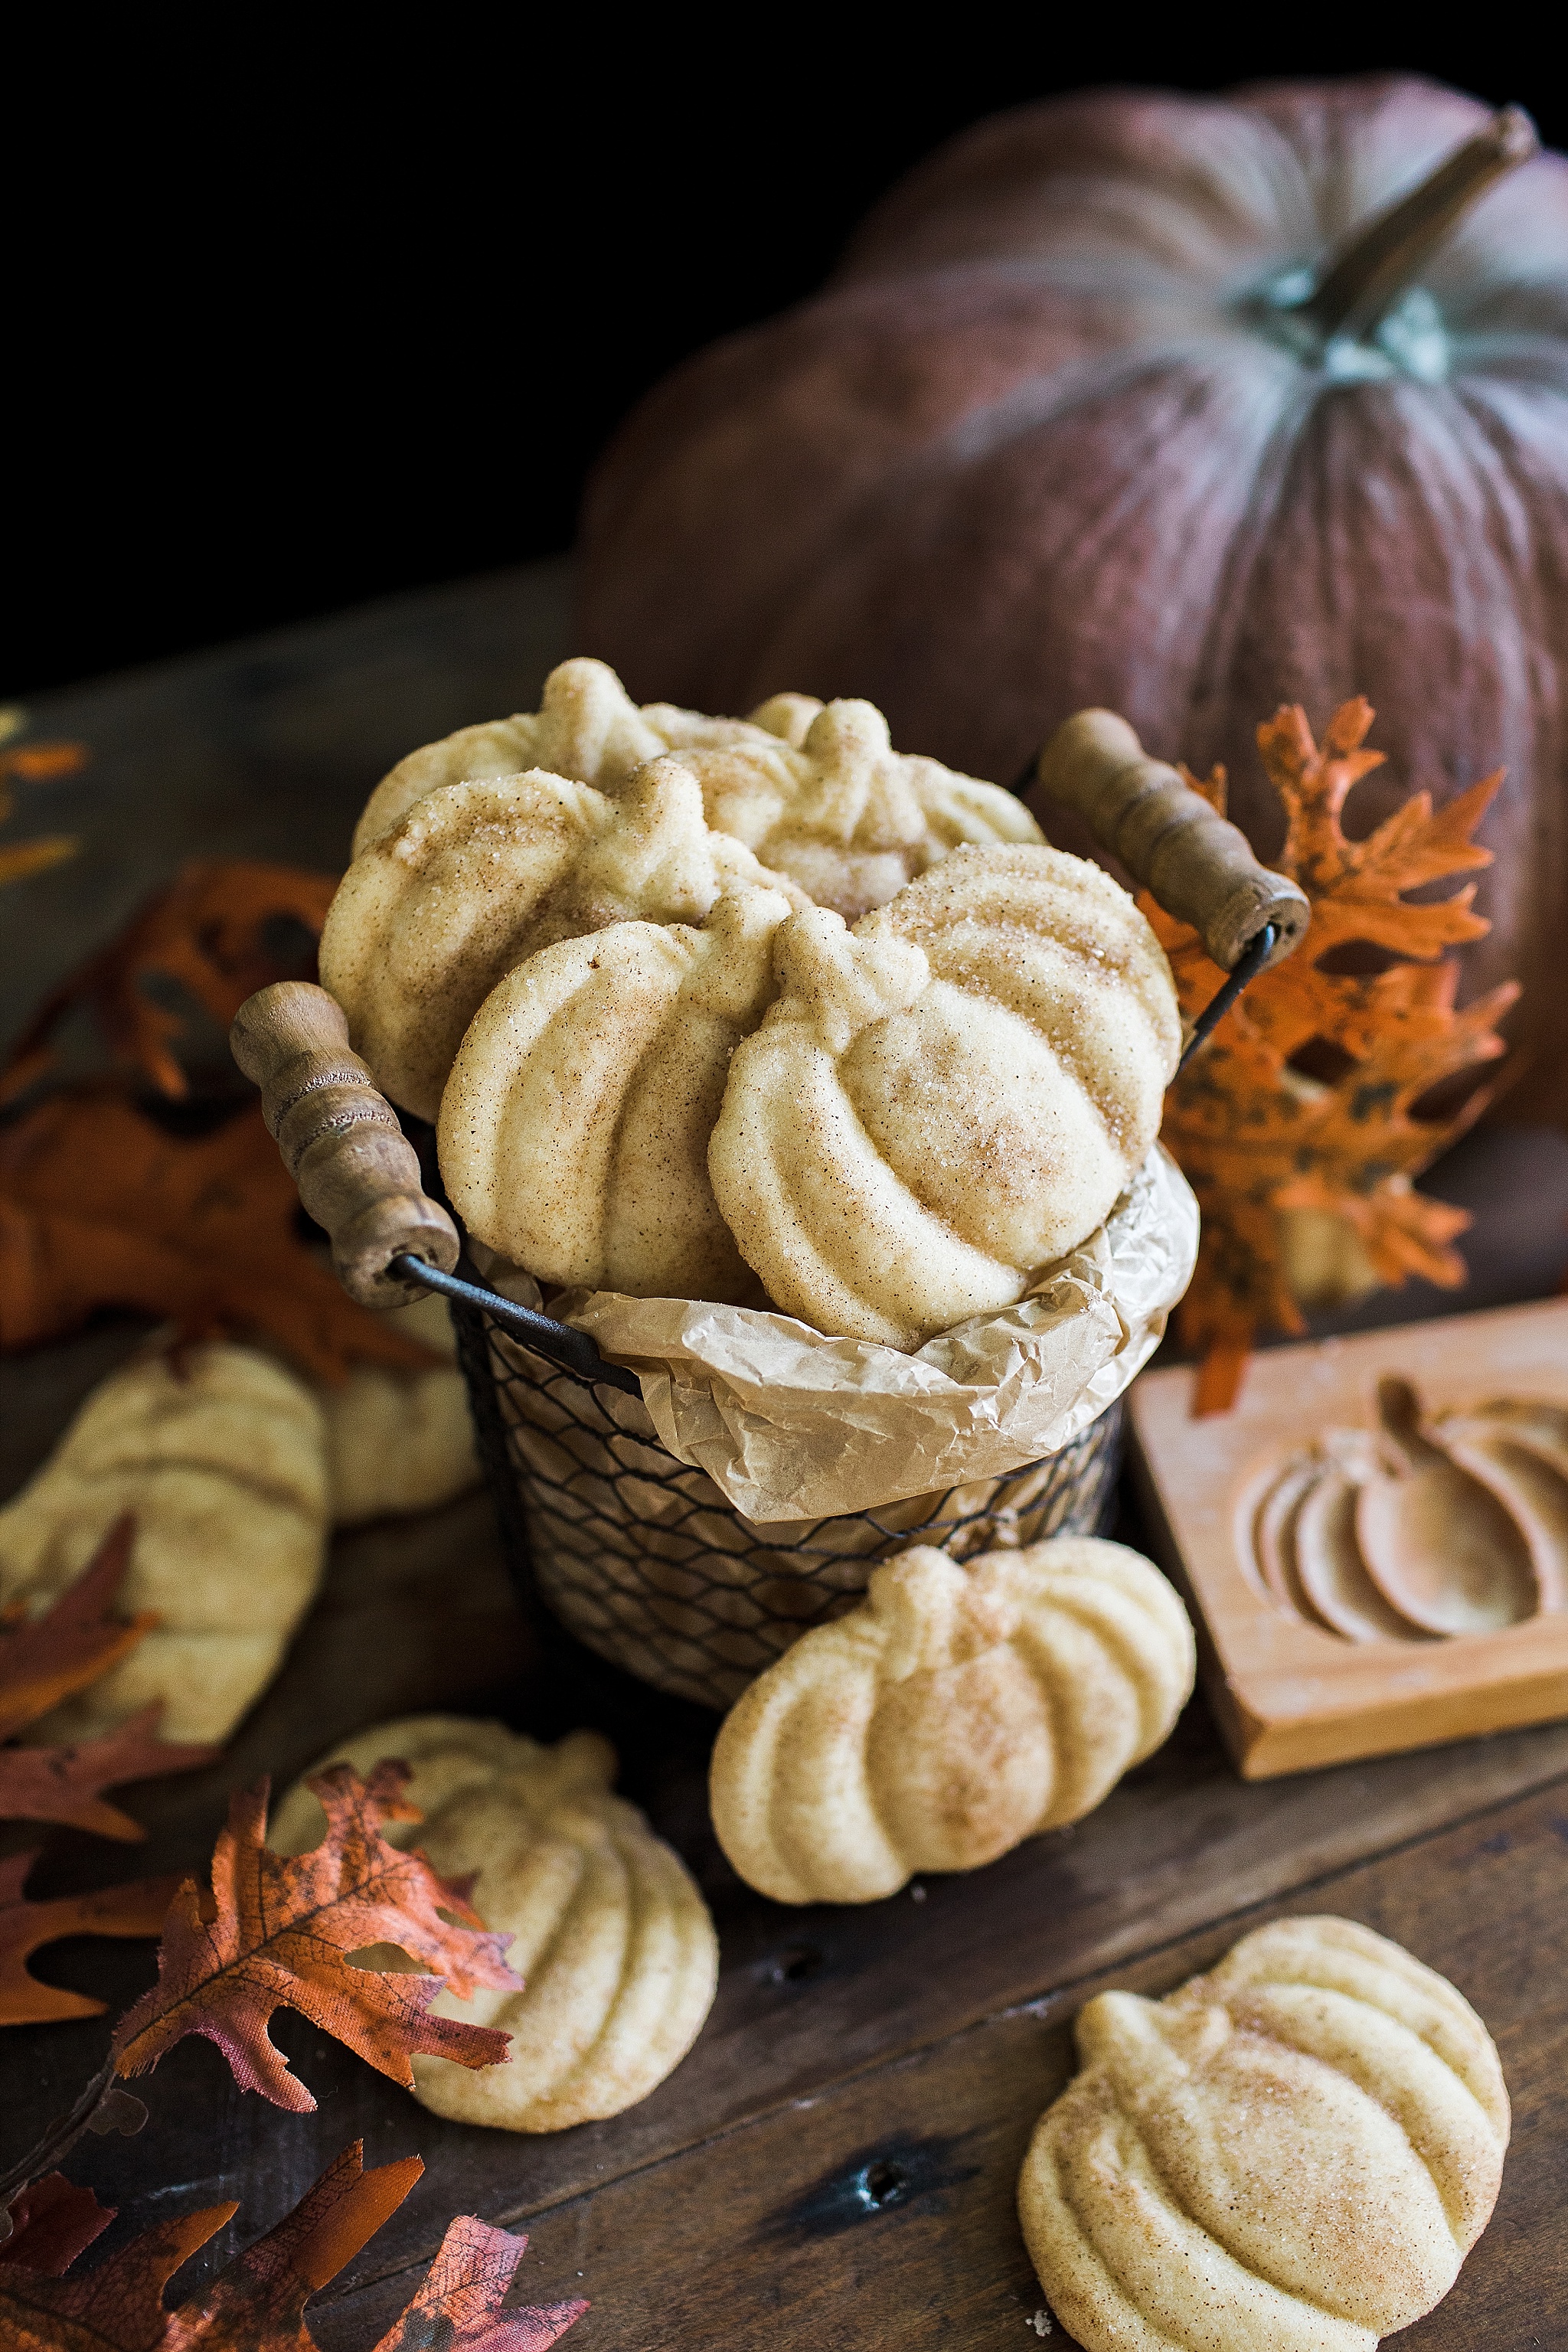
[447,1285,1124,1710]
[232,712,1306,1713]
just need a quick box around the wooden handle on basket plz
[230,981,459,1308]
[1033,710,1309,973]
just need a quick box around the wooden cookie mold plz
[1127,1298,1568,1776]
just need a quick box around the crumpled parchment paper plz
[542,1147,1197,1526]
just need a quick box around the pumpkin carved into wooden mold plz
[1246,1376,1568,1641]
[581,80,1568,1122]
[270,1715,718,2132]
[709,1535,1195,1903]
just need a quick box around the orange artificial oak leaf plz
[368,2213,588,2352]
[0,1089,430,1383]
[2,861,338,1104]
[0,2198,234,2352]
[0,1522,152,1740]
[0,2144,586,2352]
[0,2175,116,2273]
[0,1851,178,2026]
[0,1707,222,1844]
[1142,699,1517,1413]
[110,1764,518,2112]
[163,2141,423,2351]
[0,1521,220,1840]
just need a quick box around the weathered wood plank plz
[303,1775,1568,2350]
[10,1609,1567,2314]
[2,563,1564,2341]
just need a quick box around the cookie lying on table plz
[710,1535,1194,1903]
[0,1346,328,1745]
[270,1714,718,2132]
[1019,1916,1509,2352]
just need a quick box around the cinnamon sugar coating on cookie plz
[708,845,1181,1347]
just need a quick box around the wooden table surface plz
[3,570,1566,2350]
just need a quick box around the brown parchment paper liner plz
[518,1146,1196,1527]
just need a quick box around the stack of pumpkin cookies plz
[321,656,1182,1351]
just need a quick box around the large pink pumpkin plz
[579,77,1568,1122]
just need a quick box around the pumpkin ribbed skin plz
[439,885,793,1298]
[580,77,1568,1122]
[270,1716,718,2132]
[1018,1916,1509,2352]
[709,1537,1194,1904]
[0,1347,328,1744]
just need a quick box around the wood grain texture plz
[300,1772,1568,2350]
[1,561,1562,2349]
[1130,1298,1568,1775]
[1034,710,1308,972]
[230,980,459,1305]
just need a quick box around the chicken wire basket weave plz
[229,709,1305,1714]
[446,1285,1122,1712]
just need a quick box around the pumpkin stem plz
[1374,1374,1446,1472]
[1295,106,1537,345]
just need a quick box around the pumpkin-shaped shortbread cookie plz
[710,1537,1194,1903]
[270,1715,718,2132]
[351,655,787,857]
[440,884,792,1298]
[322,753,789,1122]
[321,1292,479,1527]
[1019,1916,1510,2352]
[708,847,1181,1347]
[673,694,1045,920]
[0,1346,328,1743]
[354,662,1040,924]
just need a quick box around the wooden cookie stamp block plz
[1127,1298,1568,1776]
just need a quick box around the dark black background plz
[12,31,1563,697]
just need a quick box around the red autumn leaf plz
[162,2141,423,2351]
[368,2214,588,2352]
[0,2175,116,2274]
[0,2199,235,2351]
[0,1522,153,1742]
[0,1088,431,1383]
[0,1851,178,2027]
[0,1707,221,1844]
[0,1521,219,1841]
[2,860,338,1104]
[110,1764,518,2112]
[0,2144,586,2352]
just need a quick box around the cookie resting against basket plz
[231,660,1308,1711]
